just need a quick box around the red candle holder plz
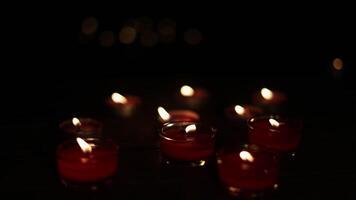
[176,85,209,109]
[59,117,102,138]
[157,107,200,124]
[248,116,302,152]
[217,144,279,197]
[57,138,118,190]
[107,92,141,117]
[160,122,216,166]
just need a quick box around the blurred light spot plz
[199,160,206,166]
[274,184,279,190]
[239,151,254,162]
[185,124,197,134]
[234,105,245,115]
[99,31,115,47]
[180,85,194,97]
[184,28,203,45]
[158,18,176,43]
[158,106,170,122]
[76,137,92,153]
[241,163,249,170]
[119,26,137,44]
[269,118,280,127]
[81,17,98,35]
[72,117,81,127]
[261,88,273,100]
[111,92,128,104]
[332,58,343,70]
[80,157,89,163]
[228,186,240,193]
[140,30,158,47]
[217,159,222,164]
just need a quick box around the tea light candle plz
[157,106,200,124]
[107,92,141,117]
[59,117,102,138]
[160,122,216,162]
[253,87,287,106]
[177,85,208,108]
[225,104,263,121]
[57,138,118,188]
[217,144,278,197]
[248,116,302,152]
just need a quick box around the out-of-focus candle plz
[217,144,278,197]
[177,85,209,108]
[59,117,102,138]
[157,106,200,124]
[253,87,287,106]
[248,116,302,152]
[331,57,344,80]
[57,138,118,189]
[225,104,263,121]
[107,92,141,117]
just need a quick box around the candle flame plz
[185,124,197,133]
[269,118,280,127]
[158,106,171,122]
[180,85,195,97]
[234,105,245,115]
[72,117,81,127]
[76,137,92,153]
[111,92,128,104]
[261,88,274,100]
[239,151,254,162]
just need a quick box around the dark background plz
[1,5,355,199]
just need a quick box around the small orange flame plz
[76,137,92,153]
[111,92,128,104]
[158,106,171,122]
[72,117,81,127]
[261,88,274,100]
[269,118,280,127]
[239,151,254,162]
[185,124,197,133]
[180,85,194,97]
[234,105,245,115]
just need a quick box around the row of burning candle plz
[56,85,296,196]
[107,85,286,118]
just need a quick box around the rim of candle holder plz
[158,109,201,123]
[160,121,217,142]
[247,115,303,133]
[57,138,119,158]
